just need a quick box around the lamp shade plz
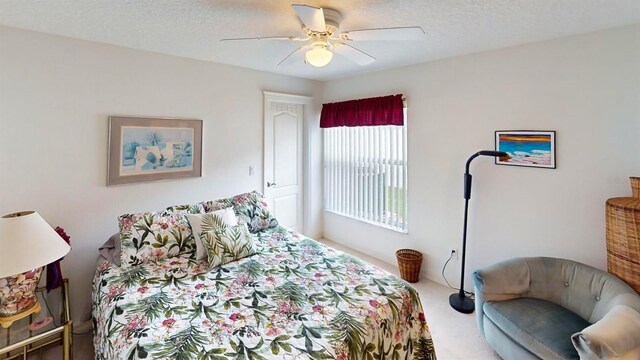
[305,47,333,67]
[0,211,71,278]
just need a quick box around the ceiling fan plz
[220,4,425,68]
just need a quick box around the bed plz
[93,203,436,359]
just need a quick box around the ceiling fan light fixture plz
[222,5,422,68]
[305,46,333,67]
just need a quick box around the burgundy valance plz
[320,94,404,128]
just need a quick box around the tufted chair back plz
[524,257,640,323]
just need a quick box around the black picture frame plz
[495,130,556,169]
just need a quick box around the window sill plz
[324,210,408,234]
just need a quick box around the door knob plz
[267,182,276,187]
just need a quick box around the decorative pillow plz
[118,211,196,268]
[571,305,640,359]
[165,203,205,214]
[200,199,233,213]
[201,223,256,269]
[186,207,238,260]
[202,191,277,233]
[98,233,122,267]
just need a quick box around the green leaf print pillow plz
[201,223,257,269]
[186,207,238,261]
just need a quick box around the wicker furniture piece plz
[396,249,423,283]
[0,279,72,360]
[632,176,640,198]
[606,177,640,293]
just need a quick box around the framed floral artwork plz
[107,116,203,185]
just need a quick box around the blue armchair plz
[473,257,640,359]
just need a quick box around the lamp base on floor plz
[449,292,475,314]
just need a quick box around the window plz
[324,109,408,232]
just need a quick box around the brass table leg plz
[63,321,72,360]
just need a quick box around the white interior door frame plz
[263,91,313,234]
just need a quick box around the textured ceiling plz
[0,0,639,80]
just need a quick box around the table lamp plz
[0,211,71,328]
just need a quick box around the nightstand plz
[0,279,72,359]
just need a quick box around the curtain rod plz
[324,95,407,107]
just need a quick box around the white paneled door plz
[263,92,309,232]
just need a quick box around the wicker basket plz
[606,177,640,293]
[396,249,423,283]
[631,177,640,198]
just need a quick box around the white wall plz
[0,26,323,321]
[1,23,638,323]
[322,25,640,290]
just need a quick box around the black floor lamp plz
[449,150,508,314]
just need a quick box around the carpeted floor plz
[39,238,500,359]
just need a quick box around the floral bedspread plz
[92,226,436,360]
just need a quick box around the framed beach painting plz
[107,116,203,186]
[495,130,556,169]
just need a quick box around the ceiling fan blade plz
[333,44,375,66]
[277,46,306,67]
[292,4,326,32]
[220,36,298,42]
[341,26,425,41]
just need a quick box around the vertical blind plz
[324,111,408,232]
